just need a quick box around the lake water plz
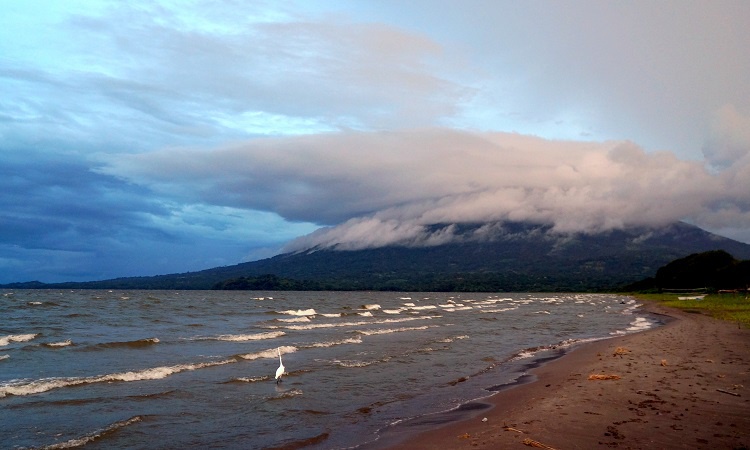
[1,290,656,449]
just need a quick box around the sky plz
[1,0,750,283]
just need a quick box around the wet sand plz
[377,302,750,449]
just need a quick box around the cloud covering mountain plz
[100,128,750,252]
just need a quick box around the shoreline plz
[372,301,750,449]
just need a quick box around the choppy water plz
[0,290,655,449]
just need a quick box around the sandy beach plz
[376,302,750,449]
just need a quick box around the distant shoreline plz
[374,301,750,449]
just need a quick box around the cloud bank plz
[100,127,750,252]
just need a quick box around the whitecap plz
[0,355,9,361]
[358,311,373,317]
[237,345,297,361]
[278,317,311,323]
[382,309,402,315]
[320,313,342,318]
[44,340,73,348]
[0,359,235,397]
[212,331,285,341]
[407,305,437,311]
[281,316,436,331]
[435,335,469,343]
[480,306,518,313]
[278,309,316,316]
[0,333,39,347]
[303,337,362,348]
[361,304,381,310]
[355,326,430,336]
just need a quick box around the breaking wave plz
[1,333,39,346]
[0,359,235,398]
[201,331,285,342]
[90,338,160,350]
[37,416,144,449]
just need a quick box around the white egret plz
[275,347,285,384]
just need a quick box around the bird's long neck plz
[278,348,282,364]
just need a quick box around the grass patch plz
[633,293,750,328]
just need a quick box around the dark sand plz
[377,302,750,449]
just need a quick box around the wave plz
[277,317,310,323]
[361,304,381,310]
[354,326,431,336]
[611,316,653,335]
[320,313,341,318]
[43,340,73,348]
[280,315,437,331]
[236,345,297,361]
[0,359,235,398]
[37,415,143,449]
[479,306,518,313]
[90,338,160,349]
[382,309,403,314]
[301,337,362,348]
[0,354,8,361]
[509,337,603,361]
[332,359,382,368]
[278,308,316,316]
[203,331,286,342]
[358,311,373,317]
[227,376,271,383]
[406,305,437,311]
[434,335,469,343]
[0,333,39,346]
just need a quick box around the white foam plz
[45,340,73,348]
[382,309,403,314]
[278,309,316,316]
[355,326,430,336]
[451,306,473,311]
[234,376,270,383]
[237,345,297,361]
[304,337,362,348]
[403,302,416,307]
[278,317,311,323]
[362,304,381,310]
[626,316,652,332]
[358,311,373,317]
[281,316,436,331]
[213,331,285,341]
[0,333,39,346]
[0,359,235,397]
[435,335,469,343]
[480,306,518,313]
[0,355,9,361]
[320,313,342,318]
[407,305,437,310]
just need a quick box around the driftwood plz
[717,388,741,397]
[588,374,621,380]
[504,426,524,433]
[522,437,558,449]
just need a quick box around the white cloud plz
[100,129,750,251]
